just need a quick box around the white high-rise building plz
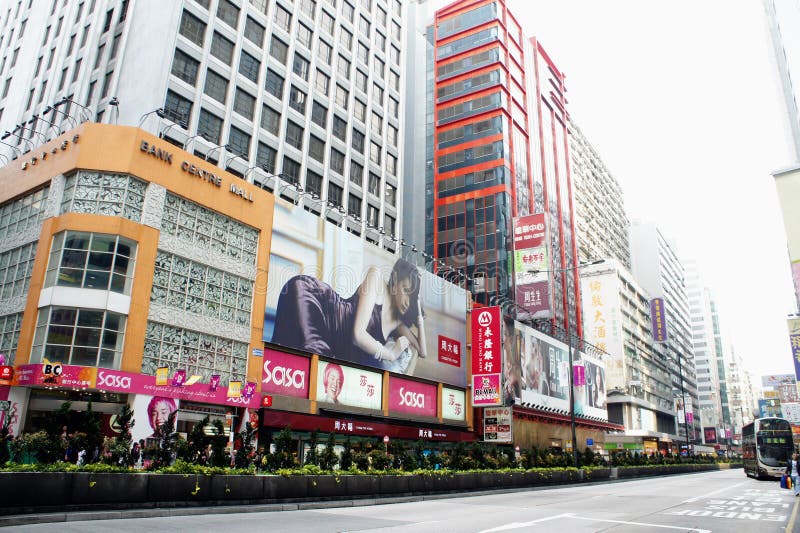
[569,119,631,270]
[0,0,408,250]
[629,221,699,443]
[764,0,800,162]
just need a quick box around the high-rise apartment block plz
[569,119,630,270]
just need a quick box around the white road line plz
[683,480,749,503]
[478,513,573,532]
[568,514,711,532]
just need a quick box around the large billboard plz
[581,273,624,391]
[264,205,468,386]
[512,214,550,318]
[261,349,310,399]
[315,360,382,410]
[762,374,796,387]
[505,319,608,421]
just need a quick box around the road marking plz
[478,513,572,532]
[786,497,800,533]
[683,480,749,503]
[480,513,710,533]
[566,514,711,532]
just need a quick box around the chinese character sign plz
[441,386,466,421]
[512,214,551,318]
[650,298,668,342]
[483,406,513,443]
[790,318,800,382]
[472,306,502,406]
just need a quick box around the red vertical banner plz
[471,306,502,406]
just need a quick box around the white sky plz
[507,0,797,379]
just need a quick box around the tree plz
[108,403,135,466]
[209,419,228,467]
[268,426,297,470]
[305,429,320,466]
[182,416,210,464]
[235,421,257,468]
[150,411,178,469]
[340,438,354,470]
[0,405,15,466]
[320,432,337,471]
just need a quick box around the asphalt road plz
[8,469,799,532]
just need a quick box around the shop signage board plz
[483,406,512,443]
[388,376,437,417]
[441,386,466,421]
[315,360,382,410]
[472,306,502,406]
[512,214,550,318]
[261,348,310,398]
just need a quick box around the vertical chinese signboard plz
[790,318,800,382]
[483,406,512,443]
[650,298,668,342]
[512,214,550,318]
[471,306,502,406]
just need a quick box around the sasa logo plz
[399,387,425,409]
[262,360,306,390]
[97,371,132,390]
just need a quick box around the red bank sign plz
[471,306,502,406]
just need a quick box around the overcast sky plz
[507,0,797,380]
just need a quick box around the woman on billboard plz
[272,258,426,368]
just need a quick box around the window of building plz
[300,0,316,18]
[282,156,302,183]
[355,69,367,92]
[0,242,35,300]
[211,32,235,64]
[354,99,366,122]
[102,9,114,32]
[337,55,350,78]
[311,101,328,128]
[370,112,382,135]
[216,0,239,29]
[377,5,387,26]
[233,88,255,119]
[384,214,395,237]
[227,125,251,158]
[171,49,200,85]
[328,182,343,207]
[204,70,228,103]
[369,141,381,165]
[372,83,383,106]
[285,120,304,149]
[368,172,380,196]
[349,160,364,186]
[297,23,312,48]
[293,54,310,81]
[385,183,396,206]
[318,40,332,65]
[386,153,396,176]
[0,313,22,365]
[244,16,265,46]
[32,306,126,368]
[342,1,354,22]
[390,45,400,66]
[388,96,398,118]
[332,115,347,141]
[289,86,307,114]
[265,69,285,99]
[239,50,261,83]
[314,69,330,95]
[197,108,223,144]
[163,89,193,125]
[306,170,323,197]
[44,230,137,293]
[249,0,268,14]
[375,30,385,51]
[261,104,280,135]
[339,28,353,51]
[308,135,325,163]
[335,84,349,109]
[179,10,206,46]
[320,10,334,34]
[351,129,364,153]
[347,194,362,218]
[330,148,345,174]
[389,69,400,91]
[269,36,288,64]
[274,4,291,32]
[359,16,370,36]
[366,203,379,227]
[256,142,277,173]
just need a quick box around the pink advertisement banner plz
[316,360,382,410]
[472,374,501,406]
[15,364,260,408]
[388,376,437,417]
[261,348,310,398]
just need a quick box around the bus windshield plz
[760,442,791,466]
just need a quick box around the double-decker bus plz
[743,417,794,478]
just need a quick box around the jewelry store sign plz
[139,139,254,202]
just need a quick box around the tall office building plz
[569,119,630,270]
[684,259,727,443]
[423,0,582,336]
[629,222,699,442]
[0,0,407,252]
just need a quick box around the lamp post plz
[225,411,235,466]
[527,258,604,466]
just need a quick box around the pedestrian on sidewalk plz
[786,452,800,496]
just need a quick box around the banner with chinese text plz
[512,214,550,318]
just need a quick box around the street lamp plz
[225,411,235,466]
[527,258,604,466]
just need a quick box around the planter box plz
[379,475,410,495]
[344,474,379,497]
[209,474,264,501]
[307,475,342,498]
[264,475,307,500]
[71,473,148,504]
[147,473,211,503]
[0,472,72,508]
